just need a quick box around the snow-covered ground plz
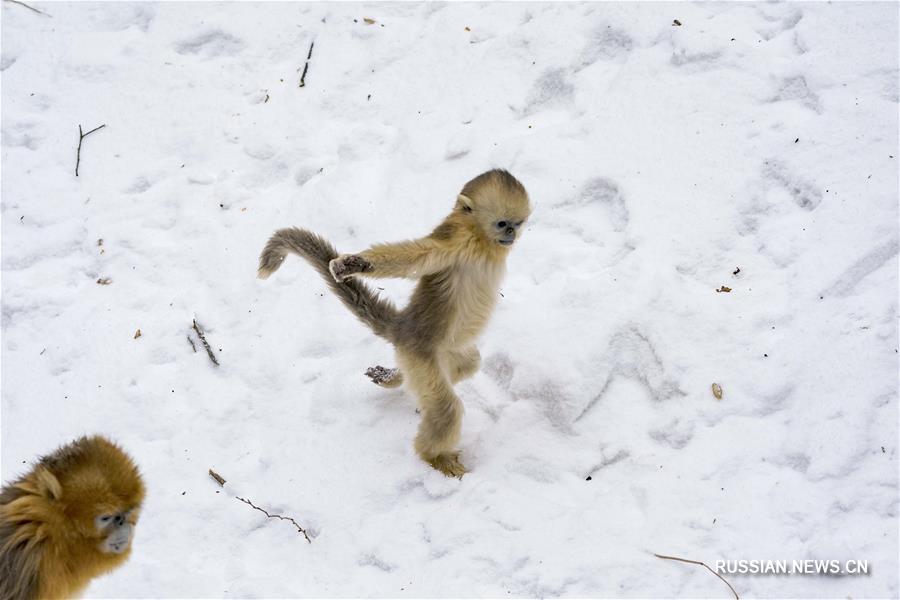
[2,2,898,598]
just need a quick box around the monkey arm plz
[361,238,456,278]
[330,237,455,281]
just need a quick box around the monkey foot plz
[365,365,403,388]
[428,452,467,478]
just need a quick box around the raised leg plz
[365,365,403,388]
[397,350,467,478]
[443,346,481,384]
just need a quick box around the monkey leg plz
[365,365,403,388]
[398,352,467,478]
[443,346,481,384]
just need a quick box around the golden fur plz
[258,169,531,476]
[0,435,145,600]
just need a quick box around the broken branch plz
[653,553,739,600]
[298,41,314,88]
[208,469,226,486]
[236,496,312,543]
[75,123,106,177]
[191,319,219,366]
[3,0,51,17]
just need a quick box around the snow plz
[1,2,897,598]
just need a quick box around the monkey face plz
[95,510,138,554]
[492,218,526,246]
[457,169,532,248]
[471,200,530,247]
[49,437,145,557]
[67,483,142,557]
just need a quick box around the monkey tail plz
[258,227,399,342]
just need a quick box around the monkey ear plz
[34,468,63,501]
[456,194,474,213]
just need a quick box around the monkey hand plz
[329,254,373,282]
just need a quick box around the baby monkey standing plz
[258,169,531,477]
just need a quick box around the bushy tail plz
[258,227,398,342]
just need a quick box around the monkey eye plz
[496,221,508,229]
[515,220,524,227]
[99,515,113,523]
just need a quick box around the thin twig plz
[208,469,226,486]
[187,335,197,353]
[191,319,219,366]
[298,41,314,88]
[654,553,739,600]
[236,496,312,543]
[3,0,51,17]
[75,123,106,177]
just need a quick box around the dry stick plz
[236,496,312,543]
[75,124,106,177]
[191,319,219,366]
[653,553,739,600]
[3,0,51,16]
[298,41,314,88]
[208,469,226,486]
[187,335,197,353]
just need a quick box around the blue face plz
[95,509,136,554]
[494,219,526,245]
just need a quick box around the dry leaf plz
[97,238,104,246]
[465,26,471,31]
[716,285,732,293]
[673,19,682,26]
[97,278,112,285]
[711,383,723,399]
[134,329,142,339]
[363,17,376,25]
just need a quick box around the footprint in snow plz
[175,30,245,58]
[125,177,153,194]
[576,25,633,69]
[770,75,822,113]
